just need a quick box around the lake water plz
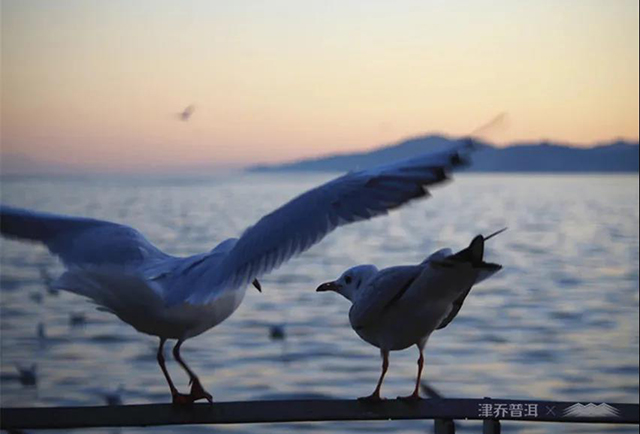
[0,173,638,434]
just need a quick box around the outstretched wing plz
[171,144,470,305]
[348,266,423,329]
[0,205,170,268]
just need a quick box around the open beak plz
[316,281,341,292]
[252,279,262,293]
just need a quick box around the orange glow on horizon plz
[1,0,638,172]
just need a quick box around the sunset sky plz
[2,0,639,172]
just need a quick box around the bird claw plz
[190,378,213,404]
[358,394,386,403]
[397,393,422,402]
[171,381,213,406]
[171,391,194,406]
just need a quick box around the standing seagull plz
[0,144,470,405]
[316,229,505,401]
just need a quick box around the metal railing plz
[1,397,638,432]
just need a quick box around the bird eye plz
[345,276,352,284]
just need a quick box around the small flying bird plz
[317,229,505,401]
[0,143,470,405]
[177,105,195,122]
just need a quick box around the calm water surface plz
[1,173,638,433]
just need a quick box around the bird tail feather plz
[53,267,164,317]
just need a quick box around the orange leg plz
[359,349,389,401]
[398,345,424,401]
[173,340,213,404]
[157,338,191,405]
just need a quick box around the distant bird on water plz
[317,229,505,400]
[177,104,195,122]
[37,322,47,341]
[69,311,87,327]
[28,291,43,304]
[0,141,472,405]
[16,364,37,387]
[269,324,287,341]
[102,385,125,406]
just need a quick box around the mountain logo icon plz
[563,403,620,418]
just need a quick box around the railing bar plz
[1,398,638,430]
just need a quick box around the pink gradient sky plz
[1,0,638,172]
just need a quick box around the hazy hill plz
[248,136,639,173]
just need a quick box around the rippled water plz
[1,173,638,434]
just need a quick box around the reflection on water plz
[1,173,638,433]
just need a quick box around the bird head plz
[316,265,378,301]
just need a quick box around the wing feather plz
[348,266,423,329]
[172,144,470,305]
[435,263,502,330]
[0,205,170,268]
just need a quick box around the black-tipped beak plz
[252,279,262,293]
[484,227,508,241]
[316,281,341,292]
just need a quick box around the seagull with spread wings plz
[0,143,471,404]
[316,229,505,401]
[178,104,195,122]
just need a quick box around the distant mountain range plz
[248,136,639,173]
